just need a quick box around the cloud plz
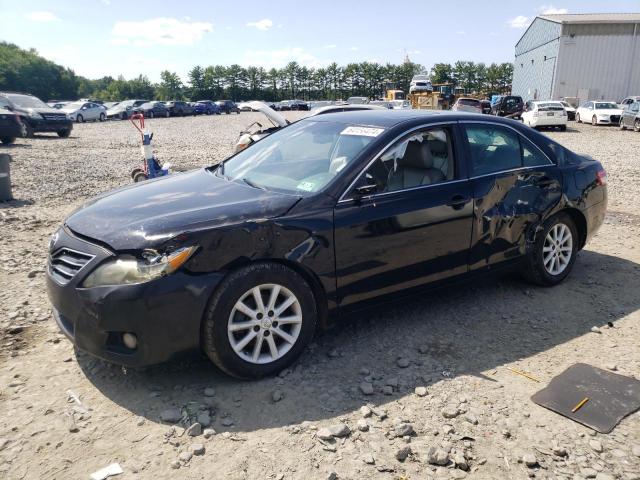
[242,47,324,68]
[349,46,359,51]
[323,44,337,49]
[508,15,531,28]
[26,11,60,22]
[456,30,466,35]
[111,17,213,46]
[540,5,569,14]
[246,18,273,30]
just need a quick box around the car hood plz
[19,106,65,115]
[65,169,301,251]
[595,108,623,115]
[246,101,289,127]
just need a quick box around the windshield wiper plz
[242,178,265,190]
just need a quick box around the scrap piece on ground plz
[531,363,640,433]
[90,463,123,480]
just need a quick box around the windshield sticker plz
[341,126,385,137]
[297,181,316,192]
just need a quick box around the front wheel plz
[559,125,567,131]
[165,111,170,118]
[592,115,598,126]
[635,120,640,132]
[99,113,106,122]
[57,129,71,138]
[202,263,317,379]
[148,111,154,118]
[76,114,84,123]
[522,213,578,286]
[576,113,581,123]
[0,136,15,144]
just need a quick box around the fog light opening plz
[122,333,138,350]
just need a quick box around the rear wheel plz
[522,213,578,286]
[99,113,106,122]
[202,262,317,379]
[76,114,84,123]
[148,111,154,118]
[559,125,567,131]
[619,119,626,130]
[132,171,147,182]
[575,113,581,123]
[591,115,597,126]
[0,137,15,144]
[120,112,128,120]
[57,129,71,138]
[635,120,640,132]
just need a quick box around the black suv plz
[164,101,194,116]
[0,106,24,144]
[215,100,241,114]
[490,95,524,119]
[0,92,73,138]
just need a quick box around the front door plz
[461,122,562,271]
[333,124,474,307]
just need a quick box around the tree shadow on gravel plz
[78,250,640,433]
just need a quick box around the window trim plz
[459,120,554,178]
[337,121,459,203]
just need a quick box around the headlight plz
[28,111,42,119]
[82,246,197,288]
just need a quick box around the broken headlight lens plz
[82,246,197,288]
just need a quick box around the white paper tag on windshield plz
[340,126,385,137]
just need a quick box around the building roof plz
[539,13,640,24]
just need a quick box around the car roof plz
[300,109,504,128]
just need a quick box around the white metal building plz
[511,13,640,102]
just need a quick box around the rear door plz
[461,121,562,271]
[333,123,474,307]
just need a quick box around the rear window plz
[459,99,480,106]
[537,103,564,111]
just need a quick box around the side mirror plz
[354,184,377,196]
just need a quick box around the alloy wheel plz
[635,120,640,132]
[227,283,303,364]
[542,223,573,275]
[592,116,597,126]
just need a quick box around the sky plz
[1,0,638,82]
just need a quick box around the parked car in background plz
[60,101,106,123]
[409,74,433,93]
[522,101,567,130]
[452,98,482,113]
[290,100,309,111]
[369,100,393,109]
[559,101,576,120]
[0,106,24,144]
[103,102,119,110]
[237,102,254,112]
[619,96,640,109]
[490,95,524,119]
[138,101,169,118]
[216,100,241,114]
[347,96,369,104]
[106,100,149,120]
[390,100,412,110]
[193,100,221,115]
[0,92,73,137]
[575,101,623,126]
[48,101,72,109]
[619,100,640,132]
[164,101,194,116]
[480,100,492,114]
[277,100,292,111]
[46,110,607,378]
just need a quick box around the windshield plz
[459,99,480,106]
[537,102,564,111]
[6,94,48,109]
[595,103,618,109]
[220,120,379,194]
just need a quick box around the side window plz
[465,125,521,176]
[631,102,639,113]
[522,137,551,167]
[361,127,455,194]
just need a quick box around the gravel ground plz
[1,115,639,480]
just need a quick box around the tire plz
[148,111,154,118]
[560,125,567,131]
[132,171,147,182]
[591,115,597,126]
[522,212,578,287]
[76,114,84,123]
[575,113,581,123]
[202,262,317,379]
[165,111,170,118]
[120,112,128,120]
[635,120,640,133]
[57,129,71,138]
[24,123,34,138]
[619,119,626,130]
[99,113,106,122]
[1,136,15,144]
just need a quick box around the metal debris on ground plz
[89,463,123,480]
[506,366,541,383]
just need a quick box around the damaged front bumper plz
[46,227,224,367]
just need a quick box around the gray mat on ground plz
[531,363,640,433]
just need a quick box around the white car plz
[60,101,106,123]
[409,74,433,94]
[391,100,412,110]
[522,101,568,130]
[559,101,576,120]
[576,101,623,126]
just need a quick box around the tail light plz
[560,110,567,116]
[596,169,607,186]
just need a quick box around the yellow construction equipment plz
[408,91,441,110]
[385,89,406,102]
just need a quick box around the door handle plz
[447,195,470,210]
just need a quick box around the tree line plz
[1,41,513,103]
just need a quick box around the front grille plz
[610,115,620,123]
[41,113,68,121]
[49,248,94,284]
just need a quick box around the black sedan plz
[137,101,170,118]
[46,111,607,378]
